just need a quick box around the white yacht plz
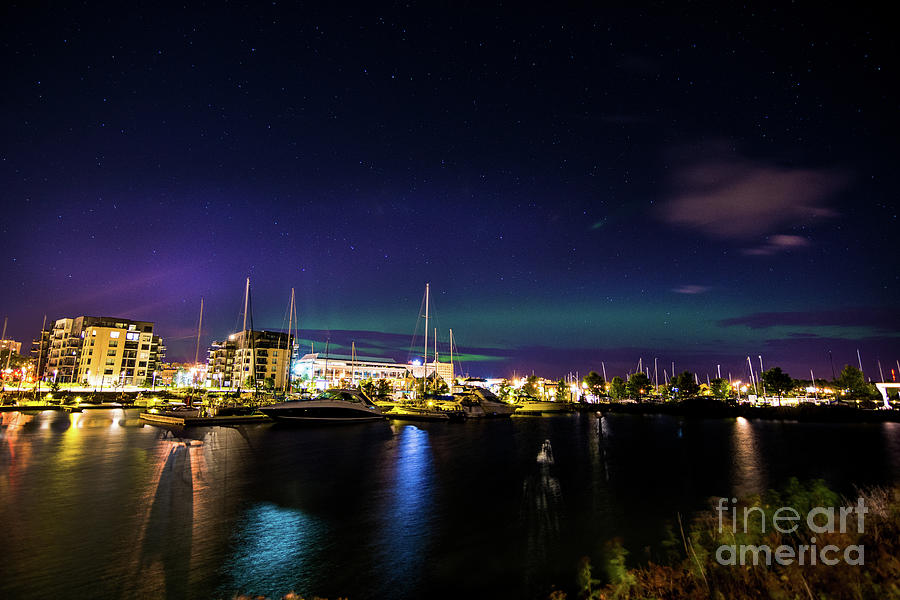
[260,389,385,423]
[513,395,572,415]
[453,387,517,418]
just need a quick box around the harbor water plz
[2,409,899,599]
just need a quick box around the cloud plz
[660,144,847,239]
[742,234,810,256]
[672,284,710,294]
[719,307,899,332]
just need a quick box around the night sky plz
[2,3,897,380]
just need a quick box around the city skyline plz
[2,3,897,379]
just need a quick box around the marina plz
[2,407,900,599]
[1,2,897,598]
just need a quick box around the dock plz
[139,412,270,426]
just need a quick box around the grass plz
[553,480,900,599]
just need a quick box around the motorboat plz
[260,388,385,423]
[453,387,517,418]
[385,401,462,421]
[373,396,402,414]
[513,395,572,415]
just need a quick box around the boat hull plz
[260,400,384,423]
[514,401,572,415]
[385,407,452,421]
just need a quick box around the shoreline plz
[590,399,900,423]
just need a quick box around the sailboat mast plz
[423,283,429,393]
[248,281,258,395]
[194,298,204,365]
[35,314,46,397]
[324,339,330,386]
[351,341,356,387]
[286,287,295,394]
[242,278,249,335]
[238,278,250,391]
[2,317,10,373]
[449,328,454,386]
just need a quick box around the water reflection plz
[375,424,434,596]
[730,416,767,496]
[222,502,324,598]
[3,410,900,600]
[522,439,562,579]
[120,440,198,599]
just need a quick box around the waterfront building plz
[31,328,50,380]
[157,362,206,387]
[407,360,454,384]
[206,330,292,390]
[294,353,453,389]
[0,339,22,355]
[43,316,165,387]
[295,352,410,388]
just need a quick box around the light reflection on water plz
[376,424,434,594]
[731,416,767,496]
[223,502,325,598]
[1,409,900,600]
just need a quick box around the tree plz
[360,379,377,398]
[625,372,651,401]
[376,378,392,398]
[556,379,570,402]
[498,379,513,401]
[710,377,731,399]
[761,367,793,398]
[0,349,28,369]
[583,371,606,400]
[522,375,540,398]
[431,378,449,394]
[670,371,699,399]
[837,365,875,399]
[609,376,626,401]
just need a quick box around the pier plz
[139,412,269,426]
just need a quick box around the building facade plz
[0,339,22,355]
[31,328,50,381]
[45,316,164,387]
[295,353,411,387]
[294,353,453,389]
[206,330,292,390]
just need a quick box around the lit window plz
[109,331,120,339]
[92,330,97,336]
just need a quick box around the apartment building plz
[206,330,292,390]
[45,316,164,387]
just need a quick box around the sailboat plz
[210,279,260,416]
[431,330,516,418]
[260,288,386,423]
[385,283,463,422]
